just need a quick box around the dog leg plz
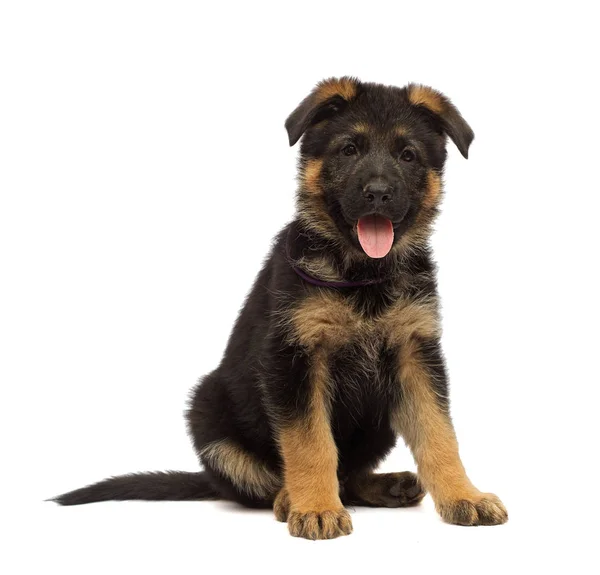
[394,338,508,526]
[277,351,352,540]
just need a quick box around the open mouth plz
[357,215,394,258]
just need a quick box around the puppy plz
[54,77,507,539]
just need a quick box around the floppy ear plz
[285,77,359,146]
[407,84,474,159]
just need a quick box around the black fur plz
[53,472,218,505]
[53,78,473,517]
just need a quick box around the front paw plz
[288,508,353,540]
[437,493,508,526]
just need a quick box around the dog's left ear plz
[285,77,360,146]
[407,84,474,159]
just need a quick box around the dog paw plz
[288,508,353,540]
[345,471,426,508]
[273,488,290,522]
[383,471,426,507]
[438,493,508,526]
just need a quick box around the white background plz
[1,1,599,573]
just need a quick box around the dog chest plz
[287,290,440,352]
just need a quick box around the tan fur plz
[287,508,352,539]
[283,286,505,528]
[300,158,323,195]
[289,291,363,351]
[381,297,441,345]
[273,487,290,522]
[352,121,370,134]
[199,438,281,499]
[408,84,445,114]
[422,170,443,210]
[392,337,481,507]
[275,351,354,539]
[278,352,344,510]
[393,171,443,255]
[277,350,354,539]
[393,350,508,526]
[286,289,476,510]
[316,77,357,103]
[392,226,429,257]
[289,290,439,351]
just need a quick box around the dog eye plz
[342,144,358,156]
[400,149,415,162]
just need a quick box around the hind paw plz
[273,488,290,522]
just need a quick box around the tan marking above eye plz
[351,122,370,134]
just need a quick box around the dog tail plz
[51,471,219,506]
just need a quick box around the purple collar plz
[290,262,388,289]
[286,227,389,288]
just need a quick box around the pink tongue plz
[357,215,394,258]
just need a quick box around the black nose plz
[363,181,393,206]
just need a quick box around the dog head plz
[286,77,473,258]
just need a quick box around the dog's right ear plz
[285,77,359,146]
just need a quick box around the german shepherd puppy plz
[54,78,507,539]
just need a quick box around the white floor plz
[5,481,593,574]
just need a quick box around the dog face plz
[286,78,473,258]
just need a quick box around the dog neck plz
[289,260,389,289]
[285,221,413,289]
